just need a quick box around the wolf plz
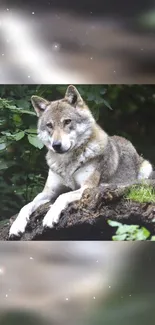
[9,85,153,237]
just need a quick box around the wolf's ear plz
[31,96,49,117]
[65,85,83,106]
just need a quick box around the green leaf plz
[102,98,113,110]
[13,114,22,125]
[112,234,127,241]
[0,119,6,126]
[94,96,104,105]
[108,220,122,227]
[15,99,30,110]
[8,106,36,115]
[1,131,25,141]
[0,143,6,150]
[25,128,37,134]
[117,225,138,235]
[17,109,36,115]
[0,160,8,170]
[0,160,15,169]
[5,105,19,110]
[108,220,150,241]
[13,131,25,141]
[1,131,12,137]
[0,136,6,143]
[151,236,155,241]
[27,134,44,149]
[135,227,150,240]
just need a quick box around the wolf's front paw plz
[9,204,31,238]
[9,217,28,238]
[43,205,61,229]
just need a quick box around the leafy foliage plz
[108,221,150,241]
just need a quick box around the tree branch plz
[1,181,155,240]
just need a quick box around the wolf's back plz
[105,135,145,184]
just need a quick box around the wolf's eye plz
[64,119,71,126]
[46,122,53,128]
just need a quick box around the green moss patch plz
[125,184,155,203]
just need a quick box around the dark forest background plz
[1,84,155,237]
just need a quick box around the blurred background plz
[1,2,155,323]
[1,1,155,82]
[0,242,155,325]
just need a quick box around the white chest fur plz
[73,163,95,188]
[47,149,96,189]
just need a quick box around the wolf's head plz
[31,85,95,154]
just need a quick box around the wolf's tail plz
[138,160,153,180]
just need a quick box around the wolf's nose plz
[52,141,62,151]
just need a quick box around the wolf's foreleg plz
[43,169,100,228]
[9,170,66,237]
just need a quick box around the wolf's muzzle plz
[52,140,62,153]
